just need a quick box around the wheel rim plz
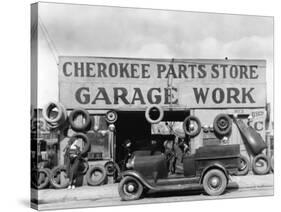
[124,180,139,196]
[186,119,199,135]
[208,175,222,190]
[218,117,229,130]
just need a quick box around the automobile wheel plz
[31,168,50,189]
[50,165,69,189]
[235,155,250,176]
[203,169,227,196]
[104,161,120,177]
[213,114,232,136]
[86,165,107,186]
[252,154,271,175]
[145,105,164,124]
[68,133,91,157]
[118,176,143,201]
[105,110,118,124]
[69,108,91,132]
[183,115,201,138]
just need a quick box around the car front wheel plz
[118,176,143,201]
[203,169,227,196]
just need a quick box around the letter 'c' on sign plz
[63,62,72,76]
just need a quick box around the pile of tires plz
[43,106,92,189]
[232,115,272,176]
[41,104,122,188]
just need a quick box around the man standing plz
[164,138,177,174]
[64,139,81,189]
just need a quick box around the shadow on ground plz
[145,182,239,198]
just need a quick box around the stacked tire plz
[43,102,67,130]
[43,107,92,189]
[31,168,51,189]
[252,154,271,175]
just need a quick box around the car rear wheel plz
[203,169,227,196]
[118,176,143,201]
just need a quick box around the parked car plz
[118,144,240,200]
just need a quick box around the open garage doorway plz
[115,111,150,167]
[114,110,190,170]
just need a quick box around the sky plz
[34,2,274,109]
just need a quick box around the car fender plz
[199,163,229,184]
[120,170,154,190]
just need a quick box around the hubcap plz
[189,123,195,131]
[210,176,220,188]
[127,184,135,192]
[218,118,228,129]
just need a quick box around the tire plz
[78,158,89,175]
[252,154,271,175]
[49,165,70,189]
[86,165,107,186]
[145,105,164,124]
[183,115,201,138]
[68,133,91,157]
[69,108,91,132]
[118,176,143,201]
[32,168,50,189]
[213,114,232,136]
[202,169,227,196]
[104,161,120,177]
[105,110,118,124]
[42,102,66,126]
[235,155,250,176]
